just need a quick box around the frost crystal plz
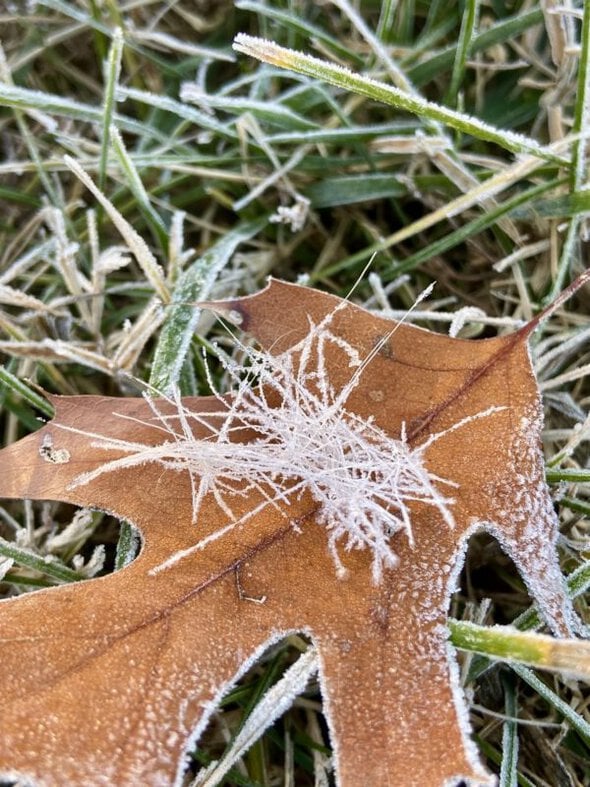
[71,304,468,582]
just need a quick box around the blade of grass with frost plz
[511,190,590,220]
[546,468,590,483]
[128,30,234,62]
[0,45,59,206]
[560,497,590,517]
[569,1,590,192]
[116,86,241,142]
[44,207,94,331]
[0,283,63,314]
[472,739,518,781]
[98,29,123,193]
[64,156,169,303]
[545,0,590,303]
[236,1,363,65]
[0,83,168,143]
[515,560,590,631]
[0,537,82,584]
[193,648,318,787]
[331,0,412,90]
[0,154,258,182]
[266,121,420,144]
[326,0,484,213]
[114,520,141,571]
[180,85,319,131]
[0,365,54,419]
[512,664,590,742]
[109,125,169,251]
[112,298,165,373]
[499,673,518,787]
[445,0,480,107]
[149,218,266,395]
[306,174,405,208]
[541,364,590,391]
[448,621,590,680]
[233,34,566,164]
[37,0,125,44]
[0,339,116,375]
[463,559,590,684]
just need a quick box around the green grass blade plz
[499,672,519,787]
[150,218,266,394]
[0,83,168,142]
[0,537,82,583]
[376,0,397,44]
[445,0,480,106]
[571,2,590,191]
[475,737,534,787]
[233,34,566,163]
[546,468,590,483]
[305,173,406,208]
[511,664,590,742]
[449,620,590,679]
[98,28,124,192]
[114,521,141,570]
[544,0,590,303]
[559,497,590,517]
[0,365,54,418]
[110,125,169,251]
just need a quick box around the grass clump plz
[0,1,590,785]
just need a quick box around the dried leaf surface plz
[0,279,578,786]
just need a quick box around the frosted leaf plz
[1,276,584,787]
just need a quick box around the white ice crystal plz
[67,302,496,582]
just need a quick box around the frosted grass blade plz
[233,34,566,163]
[499,673,518,787]
[98,29,123,192]
[150,218,266,394]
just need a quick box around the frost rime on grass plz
[71,305,463,582]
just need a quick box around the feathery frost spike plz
[68,305,478,582]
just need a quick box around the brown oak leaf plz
[0,279,581,786]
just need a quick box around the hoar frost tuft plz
[69,303,487,582]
